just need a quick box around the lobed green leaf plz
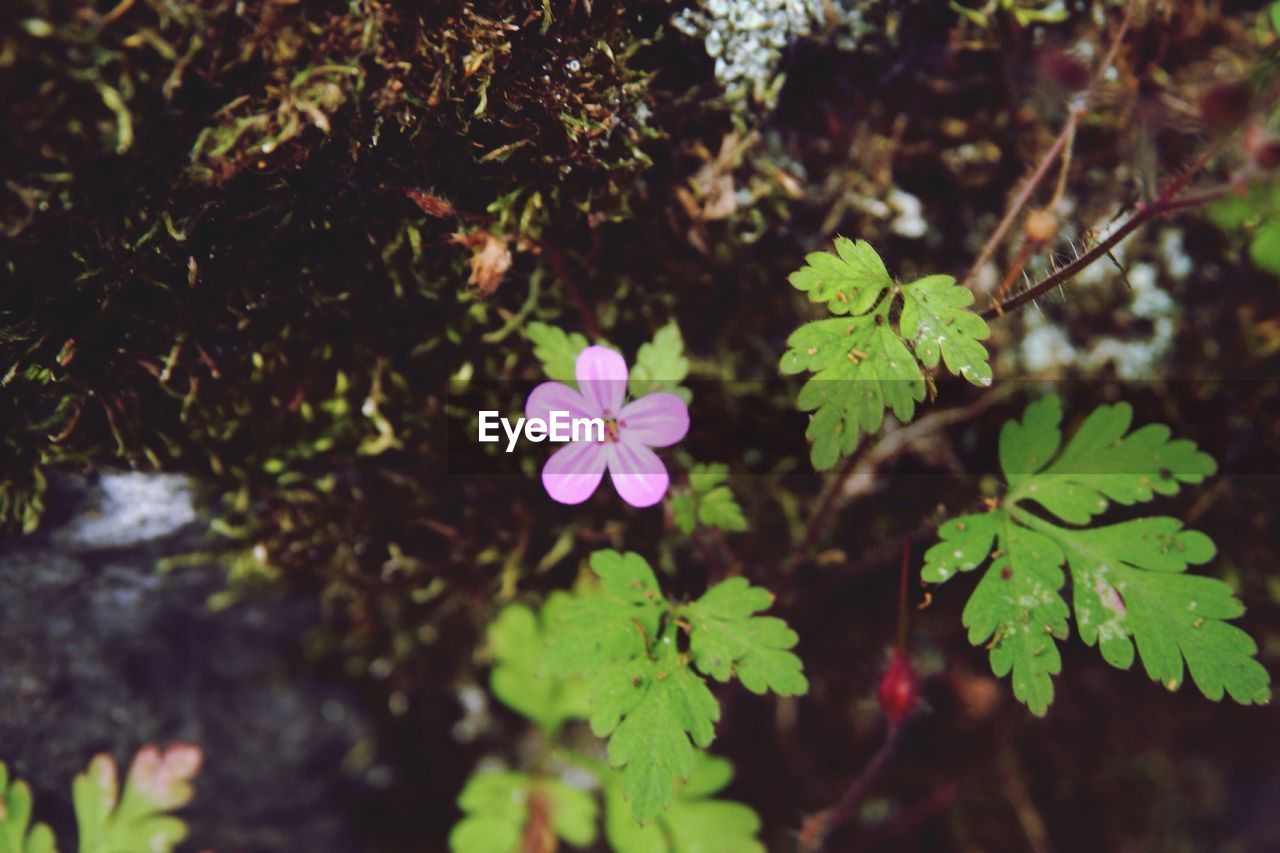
[782,240,990,469]
[1004,397,1217,525]
[487,596,591,733]
[1043,514,1270,704]
[527,321,590,386]
[784,317,924,470]
[0,762,57,853]
[685,578,808,696]
[599,642,720,825]
[960,516,1069,716]
[605,754,764,853]
[629,321,692,403]
[925,396,1269,715]
[786,237,892,315]
[450,772,597,853]
[899,274,992,387]
[73,746,201,853]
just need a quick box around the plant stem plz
[799,723,904,852]
[963,6,1130,291]
[962,109,1081,289]
[783,441,869,574]
[537,240,603,339]
[896,538,912,651]
[979,180,1229,319]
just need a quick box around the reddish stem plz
[980,179,1229,319]
[799,723,904,853]
[537,241,603,339]
[963,109,1081,289]
[896,538,910,653]
[783,442,870,575]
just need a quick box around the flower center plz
[603,416,621,443]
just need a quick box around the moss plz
[0,1,709,697]
[3,0,1275,707]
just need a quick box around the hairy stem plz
[980,180,1230,319]
[964,7,1130,291]
[962,109,1081,289]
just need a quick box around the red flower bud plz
[1254,141,1280,171]
[1038,49,1090,93]
[1199,82,1253,132]
[878,649,918,724]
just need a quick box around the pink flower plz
[526,346,689,507]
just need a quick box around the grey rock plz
[0,472,375,853]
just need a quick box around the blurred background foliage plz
[2,0,1280,849]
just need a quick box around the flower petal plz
[607,440,670,508]
[526,381,597,423]
[575,346,627,415]
[542,441,607,505]
[618,393,689,448]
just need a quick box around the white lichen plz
[1084,262,1177,379]
[673,0,874,110]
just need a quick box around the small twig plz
[706,525,741,575]
[781,391,1007,577]
[689,526,723,577]
[962,109,1081,289]
[782,442,870,574]
[989,241,1034,315]
[1146,183,1232,214]
[963,7,1131,290]
[1046,115,1077,210]
[799,723,904,852]
[537,241,603,339]
[846,782,960,851]
[1001,744,1055,853]
[895,538,910,653]
[981,179,1230,319]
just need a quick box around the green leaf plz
[672,492,698,535]
[674,464,748,534]
[1043,514,1270,703]
[1004,399,1216,525]
[605,754,765,853]
[449,773,527,853]
[998,395,1062,489]
[597,639,720,825]
[544,552,713,824]
[924,396,1269,715]
[697,487,747,532]
[960,515,1069,716]
[1207,184,1280,276]
[786,237,892,316]
[546,550,802,822]
[1208,190,1261,230]
[899,274,992,387]
[782,316,924,470]
[1249,220,1280,275]
[74,745,201,853]
[782,241,990,469]
[630,321,692,403]
[684,578,808,696]
[548,550,665,678]
[921,511,999,584]
[527,321,589,386]
[0,762,58,853]
[449,771,598,853]
[488,597,591,733]
[687,463,728,492]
